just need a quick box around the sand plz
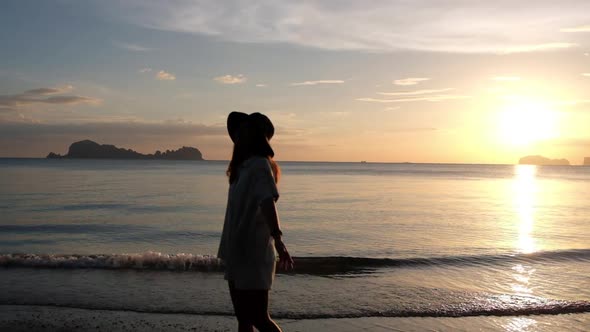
[1,304,589,331]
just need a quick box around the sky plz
[1,0,589,163]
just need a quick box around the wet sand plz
[1,304,589,331]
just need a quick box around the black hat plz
[227,112,275,143]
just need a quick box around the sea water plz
[1,159,589,328]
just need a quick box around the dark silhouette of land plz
[519,155,569,166]
[47,140,204,160]
[585,157,590,166]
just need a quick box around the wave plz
[4,298,590,319]
[0,252,223,272]
[1,249,589,274]
[292,249,590,274]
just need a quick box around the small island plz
[47,140,204,160]
[585,157,590,166]
[519,155,570,166]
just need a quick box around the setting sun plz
[498,97,560,146]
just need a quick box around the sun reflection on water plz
[503,316,538,332]
[509,165,539,301]
[510,263,535,296]
[513,165,538,254]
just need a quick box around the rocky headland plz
[47,140,204,160]
[518,155,570,166]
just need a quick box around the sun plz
[497,97,560,146]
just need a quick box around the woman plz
[218,112,294,332]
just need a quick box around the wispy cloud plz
[394,78,430,86]
[357,95,469,103]
[390,127,437,133]
[360,83,467,103]
[24,85,74,95]
[561,25,590,32]
[0,120,225,137]
[582,73,590,77]
[256,84,268,87]
[139,68,152,73]
[499,42,576,53]
[291,80,344,86]
[114,41,153,52]
[156,70,176,81]
[110,1,590,53]
[214,74,247,84]
[492,76,521,81]
[0,86,101,111]
[378,88,453,96]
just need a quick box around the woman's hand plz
[274,238,294,271]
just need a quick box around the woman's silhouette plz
[218,112,294,332]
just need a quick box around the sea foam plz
[0,252,223,271]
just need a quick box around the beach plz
[2,305,590,331]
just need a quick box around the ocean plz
[1,159,589,330]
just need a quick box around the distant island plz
[519,155,569,166]
[47,140,204,160]
[585,157,590,166]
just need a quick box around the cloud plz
[256,84,268,87]
[356,98,397,103]
[214,74,247,84]
[357,95,469,103]
[108,1,589,53]
[362,83,465,104]
[561,25,590,32]
[0,86,101,111]
[24,85,74,95]
[390,127,437,133]
[0,121,225,138]
[394,78,430,86]
[499,42,576,53]
[492,76,521,81]
[114,41,153,51]
[582,73,590,77]
[290,80,344,86]
[156,70,176,80]
[139,68,176,81]
[378,88,453,96]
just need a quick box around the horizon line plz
[1,157,588,167]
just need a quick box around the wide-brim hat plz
[227,111,274,143]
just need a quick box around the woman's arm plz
[260,197,294,271]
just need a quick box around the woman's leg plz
[249,289,281,332]
[229,281,282,332]
[228,281,254,332]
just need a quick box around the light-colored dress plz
[218,157,279,290]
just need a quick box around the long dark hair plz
[226,122,280,184]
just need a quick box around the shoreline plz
[2,304,589,332]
